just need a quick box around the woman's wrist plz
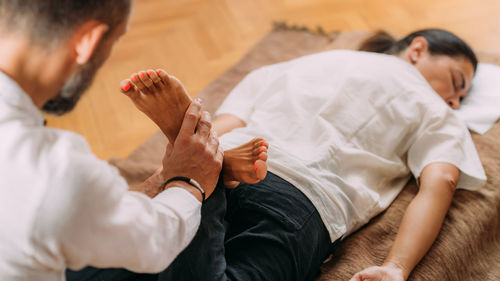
[382,260,408,280]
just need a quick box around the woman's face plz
[400,37,475,109]
[415,54,474,109]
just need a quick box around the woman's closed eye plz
[459,72,466,90]
[451,73,458,91]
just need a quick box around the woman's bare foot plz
[121,70,269,188]
[120,69,192,144]
[223,138,269,188]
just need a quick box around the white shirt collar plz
[0,71,45,126]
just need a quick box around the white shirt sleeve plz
[407,105,486,190]
[32,149,201,273]
[215,66,272,123]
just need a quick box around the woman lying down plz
[120,28,486,281]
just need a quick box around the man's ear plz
[72,20,109,65]
[407,36,429,64]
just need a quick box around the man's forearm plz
[129,169,166,198]
[130,169,203,202]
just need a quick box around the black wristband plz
[165,177,206,202]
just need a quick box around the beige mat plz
[110,25,500,281]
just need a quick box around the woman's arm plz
[213,114,246,136]
[350,162,459,281]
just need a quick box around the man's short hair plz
[0,0,132,45]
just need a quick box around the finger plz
[205,130,218,153]
[196,111,212,141]
[165,142,174,157]
[178,99,202,139]
[215,143,224,166]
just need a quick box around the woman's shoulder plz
[251,50,421,81]
[291,50,424,81]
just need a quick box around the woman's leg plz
[223,172,334,281]
[121,70,268,187]
[212,114,247,136]
[158,172,334,281]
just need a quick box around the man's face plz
[42,21,128,116]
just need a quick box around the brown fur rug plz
[110,25,500,281]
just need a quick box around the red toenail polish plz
[122,82,131,91]
[157,70,162,74]
[254,162,258,171]
[148,71,154,76]
[259,153,263,159]
[259,147,264,153]
[263,142,268,147]
[132,75,138,81]
[139,72,145,78]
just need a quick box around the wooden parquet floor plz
[44,0,500,159]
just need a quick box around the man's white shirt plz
[0,72,201,281]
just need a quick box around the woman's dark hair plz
[359,29,478,72]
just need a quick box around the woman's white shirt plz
[216,50,486,241]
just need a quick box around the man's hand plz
[160,99,223,200]
[350,265,405,281]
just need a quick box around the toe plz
[120,79,140,99]
[120,79,132,93]
[255,145,268,155]
[262,140,269,148]
[156,69,172,88]
[256,138,269,148]
[258,151,268,161]
[137,71,155,94]
[130,72,150,95]
[147,69,166,90]
[254,160,268,181]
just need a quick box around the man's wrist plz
[165,177,205,202]
[164,180,204,203]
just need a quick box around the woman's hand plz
[350,265,405,281]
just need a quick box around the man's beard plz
[42,48,106,116]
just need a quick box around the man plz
[0,1,224,280]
